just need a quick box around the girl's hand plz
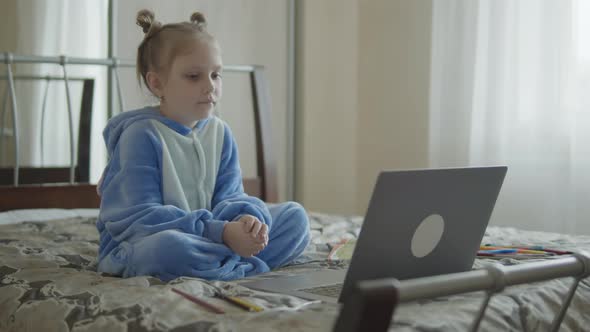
[237,215,268,245]
[222,221,266,257]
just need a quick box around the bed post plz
[76,79,94,183]
[250,66,278,202]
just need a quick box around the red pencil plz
[539,248,572,255]
[171,287,225,314]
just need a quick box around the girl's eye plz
[212,72,222,80]
[186,74,199,80]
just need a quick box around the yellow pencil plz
[516,249,547,254]
[217,293,264,312]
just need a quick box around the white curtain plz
[3,0,108,182]
[430,0,590,235]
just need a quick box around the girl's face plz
[152,38,223,127]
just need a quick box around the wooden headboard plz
[0,65,277,211]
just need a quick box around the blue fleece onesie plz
[96,106,310,281]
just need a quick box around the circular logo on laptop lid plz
[411,213,445,258]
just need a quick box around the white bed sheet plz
[0,208,100,225]
[1,211,589,330]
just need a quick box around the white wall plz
[296,0,432,216]
[115,0,291,200]
[1,1,290,194]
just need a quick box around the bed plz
[1,54,590,332]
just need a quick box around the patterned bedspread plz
[1,212,589,331]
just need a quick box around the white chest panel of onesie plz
[150,118,224,211]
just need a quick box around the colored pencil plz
[216,293,264,312]
[171,288,225,314]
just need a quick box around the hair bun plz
[136,9,157,34]
[190,12,207,27]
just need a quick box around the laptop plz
[241,166,507,303]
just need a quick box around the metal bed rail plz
[0,74,92,169]
[334,251,590,332]
[0,53,276,201]
[0,53,131,185]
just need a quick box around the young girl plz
[96,10,310,281]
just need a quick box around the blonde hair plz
[135,9,215,93]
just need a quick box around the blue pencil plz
[479,249,518,254]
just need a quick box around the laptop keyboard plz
[298,283,343,298]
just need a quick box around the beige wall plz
[356,0,433,213]
[295,0,359,215]
[296,0,433,215]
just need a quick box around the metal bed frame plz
[0,53,278,210]
[0,74,95,184]
[3,54,589,332]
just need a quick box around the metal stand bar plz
[470,264,506,332]
[549,276,582,332]
[0,84,8,161]
[397,256,586,302]
[59,56,75,184]
[471,291,493,332]
[39,76,50,165]
[340,252,590,332]
[112,58,125,114]
[4,53,20,185]
[550,252,590,331]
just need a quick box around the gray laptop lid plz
[338,166,507,303]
